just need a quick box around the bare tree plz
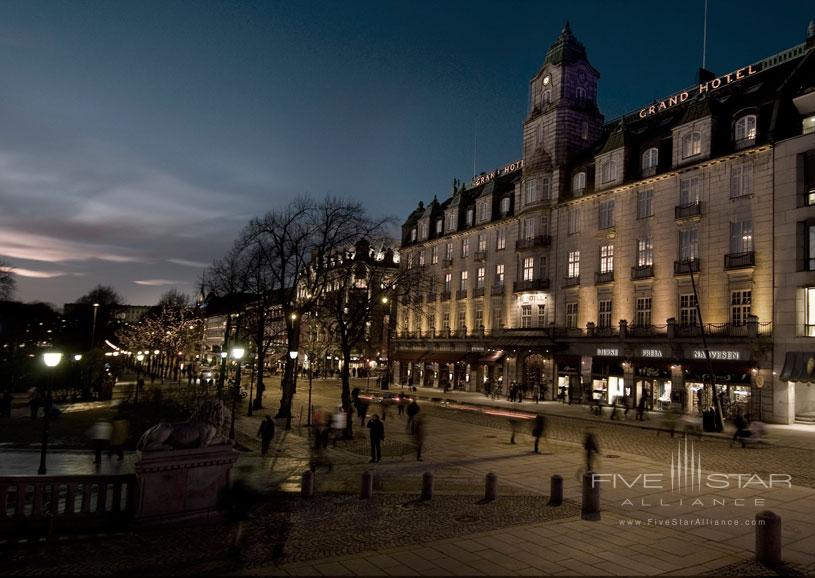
[0,259,15,301]
[76,284,122,306]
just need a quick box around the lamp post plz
[135,352,144,403]
[38,352,62,475]
[287,350,298,430]
[90,303,100,349]
[218,351,228,400]
[382,296,392,388]
[228,346,245,440]
[305,353,313,427]
[247,352,256,418]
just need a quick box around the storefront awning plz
[423,351,469,363]
[393,350,428,362]
[780,352,815,384]
[479,350,505,364]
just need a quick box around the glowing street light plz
[38,352,62,475]
[228,346,245,440]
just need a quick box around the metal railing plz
[516,235,552,250]
[595,271,614,284]
[674,259,700,275]
[456,289,468,300]
[562,276,580,288]
[724,251,755,269]
[473,287,485,298]
[631,265,654,280]
[675,202,702,220]
[513,278,550,292]
[473,251,487,262]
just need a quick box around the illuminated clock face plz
[542,75,551,86]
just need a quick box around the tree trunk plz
[276,324,299,430]
[218,313,233,399]
[341,338,353,439]
[252,309,265,410]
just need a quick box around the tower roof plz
[544,21,588,66]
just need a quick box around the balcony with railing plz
[491,283,505,294]
[427,293,437,302]
[724,251,755,270]
[595,271,614,284]
[473,287,485,298]
[562,276,580,288]
[674,259,700,275]
[516,235,552,250]
[631,265,654,280]
[675,201,703,220]
[456,289,468,300]
[473,250,488,262]
[442,258,453,268]
[440,291,451,301]
[641,165,657,178]
[735,137,756,151]
[513,278,550,292]
[628,324,669,337]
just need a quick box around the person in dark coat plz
[257,415,276,456]
[532,415,546,453]
[584,430,599,472]
[406,399,420,433]
[414,415,426,461]
[367,414,385,463]
[636,395,647,421]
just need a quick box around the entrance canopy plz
[424,351,470,363]
[393,350,427,362]
[780,352,815,384]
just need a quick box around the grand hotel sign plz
[472,159,524,187]
[636,64,760,119]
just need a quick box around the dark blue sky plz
[1,0,811,306]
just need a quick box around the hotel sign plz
[692,350,740,361]
[472,159,524,187]
[637,64,760,119]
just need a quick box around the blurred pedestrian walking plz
[108,416,129,461]
[532,415,546,453]
[367,414,384,463]
[88,419,112,465]
[414,414,426,461]
[406,399,420,434]
[257,415,275,456]
[583,429,599,472]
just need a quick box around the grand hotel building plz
[393,22,815,425]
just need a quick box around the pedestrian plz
[356,398,369,426]
[484,379,492,398]
[108,416,129,461]
[509,419,518,444]
[367,414,384,463]
[584,430,599,472]
[407,375,414,390]
[331,408,346,446]
[610,398,620,420]
[414,415,426,461]
[623,395,631,419]
[257,415,276,456]
[88,419,113,465]
[406,399,420,433]
[532,415,546,453]
[636,395,647,421]
[731,409,748,447]
[397,393,406,416]
[533,384,540,404]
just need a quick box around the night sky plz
[1,0,811,307]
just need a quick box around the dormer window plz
[435,218,443,234]
[734,115,757,149]
[681,131,702,159]
[500,196,510,215]
[410,228,417,242]
[573,172,586,196]
[419,221,428,240]
[466,208,474,227]
[446,213,456,232]
[642,148,659,176]
[600,160,617,184]
[477,201,489,222]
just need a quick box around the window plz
[541,176,552,202]
[573,172,586,195]
[446,213,456,232]
[568,208,581,234]
[731,161,753,198]
[599,200,615,229]
[731,290,752,326]
[522,217,536,240]
[418,251,425,267]
[730,221,753,253]
[495,264,504,287]
[493,303,504,328]
[679,229,699,262]
[442,310,450,330]
[466,209,474,227]
[458,310,466,330]
[445,242,453,261]
[539,256,548,280]
[521,305,532,328]
[802,150,815,205]
[500,196,511,215]
[478,234,487,252]
[734,115,757,145]
[804,115,815,136]
[444,273,452,292]
[637,239,653,267]
[431,245,439,264]
[636,297,652,327]
[460,271,468,291]
[598,299,612,328]
[600,244,614,273]
[427,314,435,332]
[637,190,653,219]
[642,147,659,172]
[679,293,698,327]
[477,202,488,222]
[523,257,534,281]
[435,218,443,234]
[543,89,551,104]
[600,160,617,183]
[475,306,483,329]
[461,237,470,258]
[679,175,701,206]
[806,288,815,336]
[496,229,506,250]
[566,302,578,329]
[407,253,415,269]
[419,221,428,240]
[476,267,485,289]
[524,179,539,205]
[410,228,417,242]
[581,120,589,140]
[681,131,702,158]
[568,251,580,278]
[537,304,546,327]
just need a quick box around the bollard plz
[755,510,782,566]
[548,474,563,506]
[581,471,600,521]
[360,470,373,500]
[301,470,314,499]
[421,471,434,501]
[484,472,498,501]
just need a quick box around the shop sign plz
[640,348,663,358]
[692,350,740,361]
[472,159,524,186]
[470,345,485,352]
[596,347,620,357]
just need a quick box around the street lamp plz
[305,353,313,427]
[38,352,62,475]
[228,346,245,440]
[287,350,298,429]
[90,303,100,349]
[382,295,393,388]
[135,352,145,403]
[247,352,256,418]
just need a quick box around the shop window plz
[637,190,653,219]
[636,297,652,326]
[521,305,532,328]
[566,302,578,329]
[537,304,546,327]
[730,290,752,326]
[679,293,698,327]
[598,299,612,328]
[600,244,614,274]
[496,228,506,251]
[681,131,702,158]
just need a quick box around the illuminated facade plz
[394,21,815,424]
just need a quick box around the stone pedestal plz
[134,444,238,526]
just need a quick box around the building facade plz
[394,21,815,424]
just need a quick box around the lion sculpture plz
[138,399,231,451]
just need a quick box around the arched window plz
[734,115,757,147]
[641,147,659,174]
[573,172,586,195]
[601,160,617,184]
[500,196,510,215]
[681,131,702,158]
